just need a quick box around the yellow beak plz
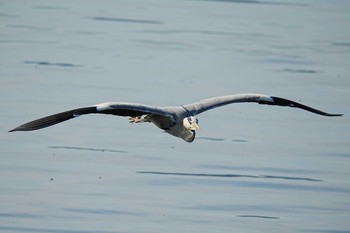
[193,122,200,130]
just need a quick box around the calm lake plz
[1,0,350,232]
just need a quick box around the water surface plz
[1,0,350,232]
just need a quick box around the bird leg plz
[129,115,150,123]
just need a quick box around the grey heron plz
[9,93,342,142]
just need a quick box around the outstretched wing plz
[183,93,343,117]
[9,102,174,132]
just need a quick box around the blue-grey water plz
[1,0,350,232]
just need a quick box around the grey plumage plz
[9,93,343,142]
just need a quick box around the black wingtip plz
[9,125,34,132]
[8,106,98,133]
[9,125,35,132]
[9,126,22,132]
[270,96,343,117]
[328,113,344,117]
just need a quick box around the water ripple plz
[6,24,53,31]
[64,208,141,216]
[301,230,350,233]
[196,137,248,142]
[237,215,279,219]
[137,171,323,182]
[281,68,319,74]
[0,226,119,233]
[195,0,308,7]
[89,16,162,25]
[196,137,225,142]
[24,60,81,68]
[0,212,41,219]
[48,146,128,153]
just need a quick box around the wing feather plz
[9,103,174,132]
[183,93,343,117]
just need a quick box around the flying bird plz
[9,93,342,142]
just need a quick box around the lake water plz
[1,0,350,232]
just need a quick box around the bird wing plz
[9,102,174,132]
[183,93,343,117]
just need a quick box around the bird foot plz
[129,115,149,123]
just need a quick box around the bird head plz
[183,116,200,131]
